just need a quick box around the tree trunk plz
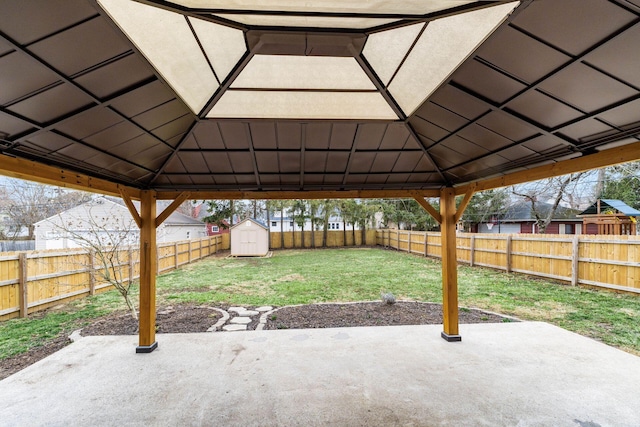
[352,224,356,246]
[343,220,347,246]
[311,223,315,248]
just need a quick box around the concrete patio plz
[1,322,639,427]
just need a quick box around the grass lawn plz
[2,248,640,361]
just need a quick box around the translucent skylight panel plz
[362,23,425,85]
[231,56,376,90]
[214,15,397,29]
[172,0,476,15]
[188,17,247,83]
[389,2,520,116]
[207,91,398,119]
[98,0,217,113]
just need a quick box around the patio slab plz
[1,322,639,426]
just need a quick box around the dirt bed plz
[263,302,509,330]
[1,302,511,380]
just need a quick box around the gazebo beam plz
[456,140,640,195]
[137,190,158,353]
[156,192,191,228]
[0,154,141,199]
[155,189,440,200]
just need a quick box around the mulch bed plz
[1,302,512,381]
[263,302,508,330]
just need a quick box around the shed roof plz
[579,199,640,216]
[230,218,269,230]
[1,1,640,198]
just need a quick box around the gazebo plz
[1,0,639,353]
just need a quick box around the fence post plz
[174,242,179,269]
[408,230,412,254]
[470,235,476,267]
[424,232,428,257]
[89,250,96,295]
[18,253,28,318]
[128,249,134,284]
[505,235,513,273]
[571,235,579,286]
[156,246,160,275]
[397,229,400,250]
[188,241,192,264]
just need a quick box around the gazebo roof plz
[1,0,639,199]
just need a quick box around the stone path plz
[216,306,273,332]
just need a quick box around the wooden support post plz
[397,229,400,250]
[89,250,96,295]
[18,253,28,318]
[440,188,461,342]
[408,230,412,254]
[505,235,513,273]
[137,190,158,353]
[571,235,580,286]
[188,241,192,264]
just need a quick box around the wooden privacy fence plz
[0,230,378,321]
[269,229,377,249]
[0,234,229,321]
[376,230,640,294]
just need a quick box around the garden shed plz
[230,219,269,257]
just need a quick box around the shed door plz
[239,229,257,255]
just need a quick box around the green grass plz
[2,247,640,361]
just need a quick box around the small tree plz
[46,199,139,319]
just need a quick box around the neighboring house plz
[268,214,359,232]
[35,197,206,250]
[578,199,640,235]
[206,219,230,236]
[475,201,582,234]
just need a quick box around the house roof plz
[1,1,640,198]
[36,196,205,226]
[499,201,580,222]
[579,199,640,216]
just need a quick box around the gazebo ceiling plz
[1,0,639,197]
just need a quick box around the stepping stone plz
[228,307,246,314]
[222,324,247,331]
[230,317,252,325]
[237,310,259,316]
[255,306,273,312]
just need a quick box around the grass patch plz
[2,248,640,360]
